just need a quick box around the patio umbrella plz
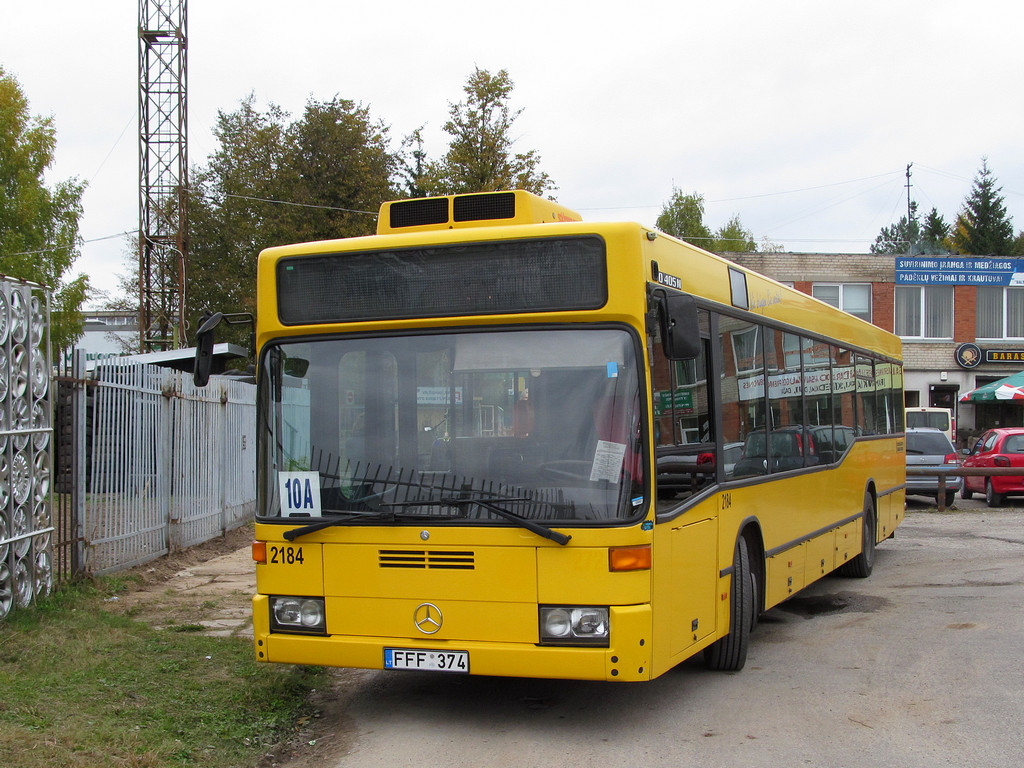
[959,369,1024,402]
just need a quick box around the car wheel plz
[960,484,973,500]
[943,491,956,507]
[986,479,1004,508]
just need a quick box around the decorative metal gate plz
[0,278,52,620]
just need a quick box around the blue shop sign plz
[895,257,1024,286]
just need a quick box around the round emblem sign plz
[955,342,982,369]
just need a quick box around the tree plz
[397,127,429,198]
[713,215,758,252]
[655,189,713,247]
[183,95,396,342]
[1013,231,1024,257]
[871,201,920,254]
[0,67,88,356]
[279,97,396,243]
[421,68,555,196]
[919,207,951,254]
[180,95,289,344]
[951,159,1014,255]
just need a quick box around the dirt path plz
[109,524,256,636]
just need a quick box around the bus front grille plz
[378,550,475,570]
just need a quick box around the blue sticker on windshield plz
[607,362,618,378]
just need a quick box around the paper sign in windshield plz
[278,471,322,517]
[590,440,626,484]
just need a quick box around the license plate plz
[384,648,469,673]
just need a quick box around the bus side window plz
[833,347,857,441]
[855,355,876,435]
[803,336,835,464]
[765,330,810,471]
[720,317,767,480]
[653,309,714,505]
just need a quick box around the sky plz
[3,0,1023,306]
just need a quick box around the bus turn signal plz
[609,544,651,571]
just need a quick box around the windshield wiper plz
[284,496,572,546]
[283,509,392,541]
[387,495,571,545]
[283,505,476,541]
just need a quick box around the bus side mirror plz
[193,312,222,387]
[192,310,256,387]
[661,293,700,360]
[284,358,309,378]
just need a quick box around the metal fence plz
[905,466,1023,512]
[54,353,255,579]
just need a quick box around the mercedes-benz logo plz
[414,602,442,634]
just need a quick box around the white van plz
[905,406,955,443]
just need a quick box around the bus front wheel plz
[704,536,754,672]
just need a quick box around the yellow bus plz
[195,190,905,681]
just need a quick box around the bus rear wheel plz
[839,491,875,578]
[704,536,754,672]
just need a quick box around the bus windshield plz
[258,328,644,526]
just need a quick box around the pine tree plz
[952,159,1014,255]
[919,207,951,254]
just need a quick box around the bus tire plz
[704,536,753,672]
[839,491,875,578]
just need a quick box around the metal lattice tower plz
[138,0,187,350]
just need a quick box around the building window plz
[895,285,953,338]
[977,286,1024,339]
[811,283,871,322]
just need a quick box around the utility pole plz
[905,163,914,255]
[138,0,188,351]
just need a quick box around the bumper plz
[906,475,962,495]
[253,595,654,682]
[991,475,1024,495]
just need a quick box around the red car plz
[961,427,1024,507]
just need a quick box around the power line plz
[3,231,134,258]
[578,170,904,212]
[223,193,377,216]
[708,171,902,204]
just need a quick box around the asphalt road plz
[293,498,1024,768]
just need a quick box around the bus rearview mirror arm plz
[193,311,256,387]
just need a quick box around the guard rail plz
[904,466,1024,511]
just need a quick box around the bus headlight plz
[270,596,326,634]
[539,606,609,646]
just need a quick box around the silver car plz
[905,427,962,506]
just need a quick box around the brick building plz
[726,252,1024,445]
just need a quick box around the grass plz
[0,578,326,768]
